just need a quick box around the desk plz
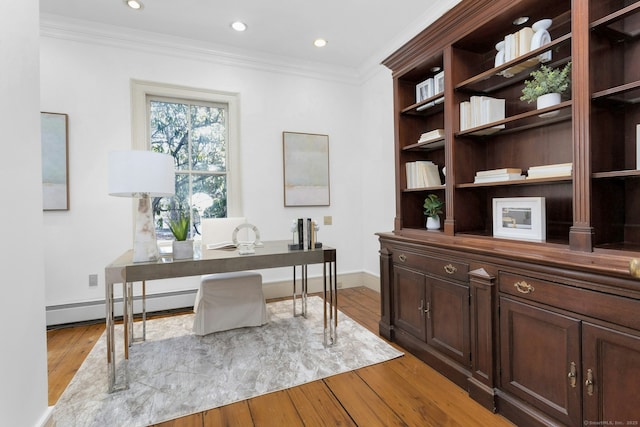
[105,240,337,392]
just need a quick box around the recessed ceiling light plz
[124,0,144,10]
[231,21,247,32]
[513,16,529,25]
[314,38,328,48]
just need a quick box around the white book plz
[528,162,573,171]
[474,173,525,183]
[518,27,534,56]
[417,161,441,187]
[476,168,522,177]
[418,129,445,143]
[460,101,471,131]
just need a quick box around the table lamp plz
[108,150,175,263]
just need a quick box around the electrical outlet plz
[324,215,332,225]
[337,282,343,289]
[89,274,98,287]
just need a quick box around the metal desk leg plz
[293,265,309,318]
[131,281,147,343]
[323,259,338,346]
[106,280,115,392]
[302,264,308,317]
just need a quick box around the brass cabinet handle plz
[444,264,457,274]
[399,254,407,262]
[585,368,594,396]
[630,258,640,278]
[418,300,431,318]
[568,362,577,388]
[514,281,535,294]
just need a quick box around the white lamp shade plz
[108,150,175,197]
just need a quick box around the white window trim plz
[130,79,242,216]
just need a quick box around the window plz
[131,80,241,239]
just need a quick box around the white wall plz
[40,23,369,320]
[0,2,51,427]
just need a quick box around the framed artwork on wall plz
[283,131,330,207]
[493,197,546,241]
[41,112,69,211]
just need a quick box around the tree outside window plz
[148,98,228,240]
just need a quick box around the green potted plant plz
[168,209,193,259]
[520,62,571,116]
[423,193,444,230]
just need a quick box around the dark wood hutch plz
[378,0,640,425]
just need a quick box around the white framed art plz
[493,197,546,241]
[283,131,330,207]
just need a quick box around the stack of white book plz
[460,96,506,134]
[418,129,445,144]
[406,160,442,189]
[503,27,534,63]
[474,168,525,183]
[526,162,573,179]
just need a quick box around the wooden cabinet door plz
[426,277,470,367]
[499,297,581,426]
[393,266,427,341]
[582,322,640,423]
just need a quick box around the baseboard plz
[36,406,54,427]
[46,271,375,326]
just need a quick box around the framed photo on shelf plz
[415,78,434,102]
[493,197,546,241]
[283,131,330,207]
[434,71,445,94]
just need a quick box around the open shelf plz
[403,138,445,151]
[593,169,640,179]
[455,35,572,94]
[457,176,571,188]
[456,101,572,137]
[402,95,445,116]
[592,80,640,104]
[590,2,640,40]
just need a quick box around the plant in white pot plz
[168,209,193,260]
[423,193,444,230]
[520,62,571,117]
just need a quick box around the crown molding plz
[40,14,361,86]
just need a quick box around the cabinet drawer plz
[393,250,468,282]
[499,271,640,330]
[499,271,572,304]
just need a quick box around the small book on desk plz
[206,241,237,250]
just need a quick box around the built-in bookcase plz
[385,0,640,252]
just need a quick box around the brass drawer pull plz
[398,254,407,262]
[444,264,457,274]
[585,368,594,396]
[514,281,535,294]
[568,361,577,388]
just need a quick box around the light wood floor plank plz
[323,371,407,427]
[247,390,305,427]
[286,380,357,426]
[203,401,253,426]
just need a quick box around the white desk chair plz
[193,217,268,336]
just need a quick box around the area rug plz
[52,296,403,426]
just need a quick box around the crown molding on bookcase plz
[40,14,360,86]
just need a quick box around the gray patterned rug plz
[53,296,403,426]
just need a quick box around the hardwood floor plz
[47,287,514,426]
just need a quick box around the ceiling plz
[40,0,457,71]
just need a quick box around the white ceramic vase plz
[537,92,561,117]
[173,240,194,260]
[426,216,441,230]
